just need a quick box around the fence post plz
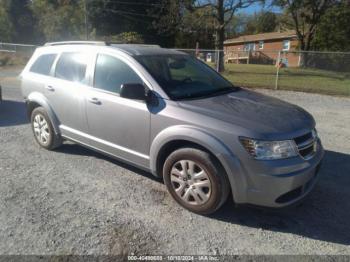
[216,50,220,72]
[275,51,281,90]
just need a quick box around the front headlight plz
[240,138,298,160]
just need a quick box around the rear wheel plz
[31,107,62,150]
[163,147,230,215]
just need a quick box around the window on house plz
[282,40,290,51]
[258,41,264,49]
[243,43,255,51]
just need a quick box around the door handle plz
[46,85,55,92]
[88,97,101,105]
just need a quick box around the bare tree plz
[186,0,259,72]
[275,0,336,51]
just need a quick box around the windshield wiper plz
[175,86,239,100]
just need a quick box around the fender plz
[149,125,248,203]
[27,92,61,135]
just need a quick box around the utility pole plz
[84,0,88,40]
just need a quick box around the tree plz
[312,0,350,51]
[252,11,278,33]
[0,0,35,43]
[162,4,217,48]
[30,0,85,42]
[88,0,175,46]
[7,0,35,43]
[105,32,144,44]
[0,2,13,42]
[186,0,260,72]
[234,11,278,35]
[225,13,246,38]
[151,1,228,48]
[274,0,336,51]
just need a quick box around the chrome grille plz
[294,130,317,160]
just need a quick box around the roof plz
[224,30,297,45]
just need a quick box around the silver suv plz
[21,42,324,214]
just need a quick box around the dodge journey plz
[21,42,324,214]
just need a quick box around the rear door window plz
[55,52,89,83]
[30,54,57,76]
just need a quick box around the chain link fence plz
[175,48,350,96]
[0,43,37,67]
[0,43,348,96]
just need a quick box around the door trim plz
[60,125,150,160]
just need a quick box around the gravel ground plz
[0,68,350,256]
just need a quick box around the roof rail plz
[108,43,161,48]
[44,41,106,47]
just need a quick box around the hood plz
[178,89,315,138]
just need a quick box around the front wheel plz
[163,148,230,215]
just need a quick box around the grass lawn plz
[219,63,350,97]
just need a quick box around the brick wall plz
[224,38,301,67]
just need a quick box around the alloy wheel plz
[33,114,50,145]
[170,160,212,205]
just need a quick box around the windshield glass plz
[135,54,238,100]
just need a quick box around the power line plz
[117,12,148,23]
[103,0,162,7]
[100,8,159,18]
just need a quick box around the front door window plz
[94,54,143,94]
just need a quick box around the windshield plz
[135,54,238,100]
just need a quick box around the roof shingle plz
[224,30,297,45]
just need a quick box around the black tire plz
[31,107,62,150]
[163,147,230,215]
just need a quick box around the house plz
[224,30,301,67]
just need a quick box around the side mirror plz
[120,83,147,100]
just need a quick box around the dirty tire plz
[31,107,62,150]
[163,147,230,215]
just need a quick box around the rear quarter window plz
[30,54,57,76]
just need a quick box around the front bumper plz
[245,159,323,207]
[223,139,324,208]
